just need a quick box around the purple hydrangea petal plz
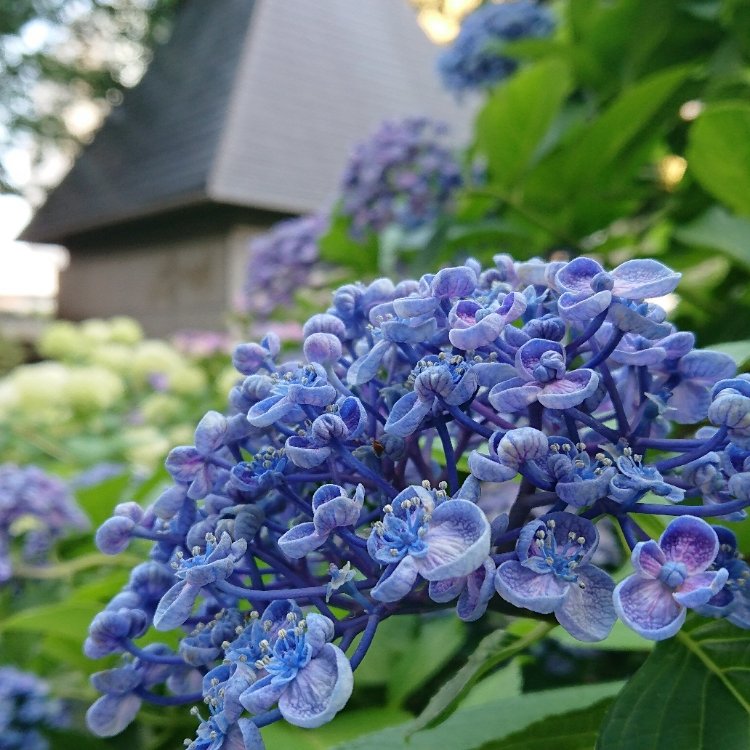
[371,555,420,602]
[418,499,491,580]
[277,523,327,559]
[659,516,719,575]
[495,560,568,614]
[555,258,604,294]
[384,392,432,437]
[538,369,599,409]
[240,678,286,715]
[488,381,543,412]
[610,259,681,299]
[153,581,201,631]
[614,576,685,640]
[516,339,565,380]
[631,540,666,578]
[607,302,672,338]
[557,290,613,320]
[456,558,496,621]
[428,576,467,603]
[247,394,287,428]
[679,350,737,384]
[449,312,504,350]
[673,569,729,608]
[86,693,142,737]
[666,380,713,424]
[285,436,331,468]
[314,496,362,534]
[194,411,228,455]
[554,563,616,642]
[347,340,390,385]
[278,643,353,729]
[468,450,518,482]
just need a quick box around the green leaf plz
[687,103,750,216]
[75,472,131,527]
[475,59,572,190]
[409,622,555,734]
[387,614,465,706]
[598,617,750,749]
[0,600,102,639]
[705,340,750,367]
[674,206,750,271]
[262,706,412,750]
[318,211,379,276]
[460,660,522,709]
[480,697,615,750]
[337,682,624,750]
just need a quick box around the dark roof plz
[21,0,255,243]
[21,0,474,244]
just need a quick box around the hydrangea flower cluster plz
[241,213,329,321]
[437,0,556,93]
[0,667,67,750]
[87,255,750,748]
[339,117,462,238]
[0,464,89,580]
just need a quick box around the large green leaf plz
[521,65,690,232]
[409,622,554,733]
[480,698,615,750]
[0,600,102,639]
[597,617,750,748]
[674,206,750,271]
[475,60,572,191]
[335,682,624,750]
[687,103,750,216]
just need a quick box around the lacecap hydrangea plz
[0,464,89,580]
[438,0,556,93]
[339,117,462,238]
[0,666,67,750]
[87,255,750,748]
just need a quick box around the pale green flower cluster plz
[0,318,226,473]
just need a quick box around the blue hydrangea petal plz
[238,719,266,750]
[538,369,599,409]
[495,560,568,614]
[665,380,712,424]
[555,257,604,294]
[384,392,432,437]
[679,350,736,384]
[90,668,141,696]
[285,436,331,469]
[194,411,228,455]
[673,569,729,609]
[304,613,336,655]
[371,555,420,602]
[659,516,719,575]
[555,466,615,507]
[428,575,466,603]
[558,290,612,320]
[449,312,504,350]
[278,643,353,729]
[418,499,491,580]
[347,340,390,385]
[554,563,616,642]
[610,259,681,299]
[631,540,665,578]
[468,450,518,482]
[456,558,496,621]
[247,394,287,428]
[314,497,363,534]
[473,361,518,387]
[86,693,142,737]
[153,581,200,631]
[277,523,326,559]
[240,677,286,715]
[614,576,685,640]
[515,339,565,380]
[607,302,672,338]
[488,381,542,412]
[164,446,203,483]
[431,266,477,299]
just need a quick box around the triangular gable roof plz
[21,0,474,244]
